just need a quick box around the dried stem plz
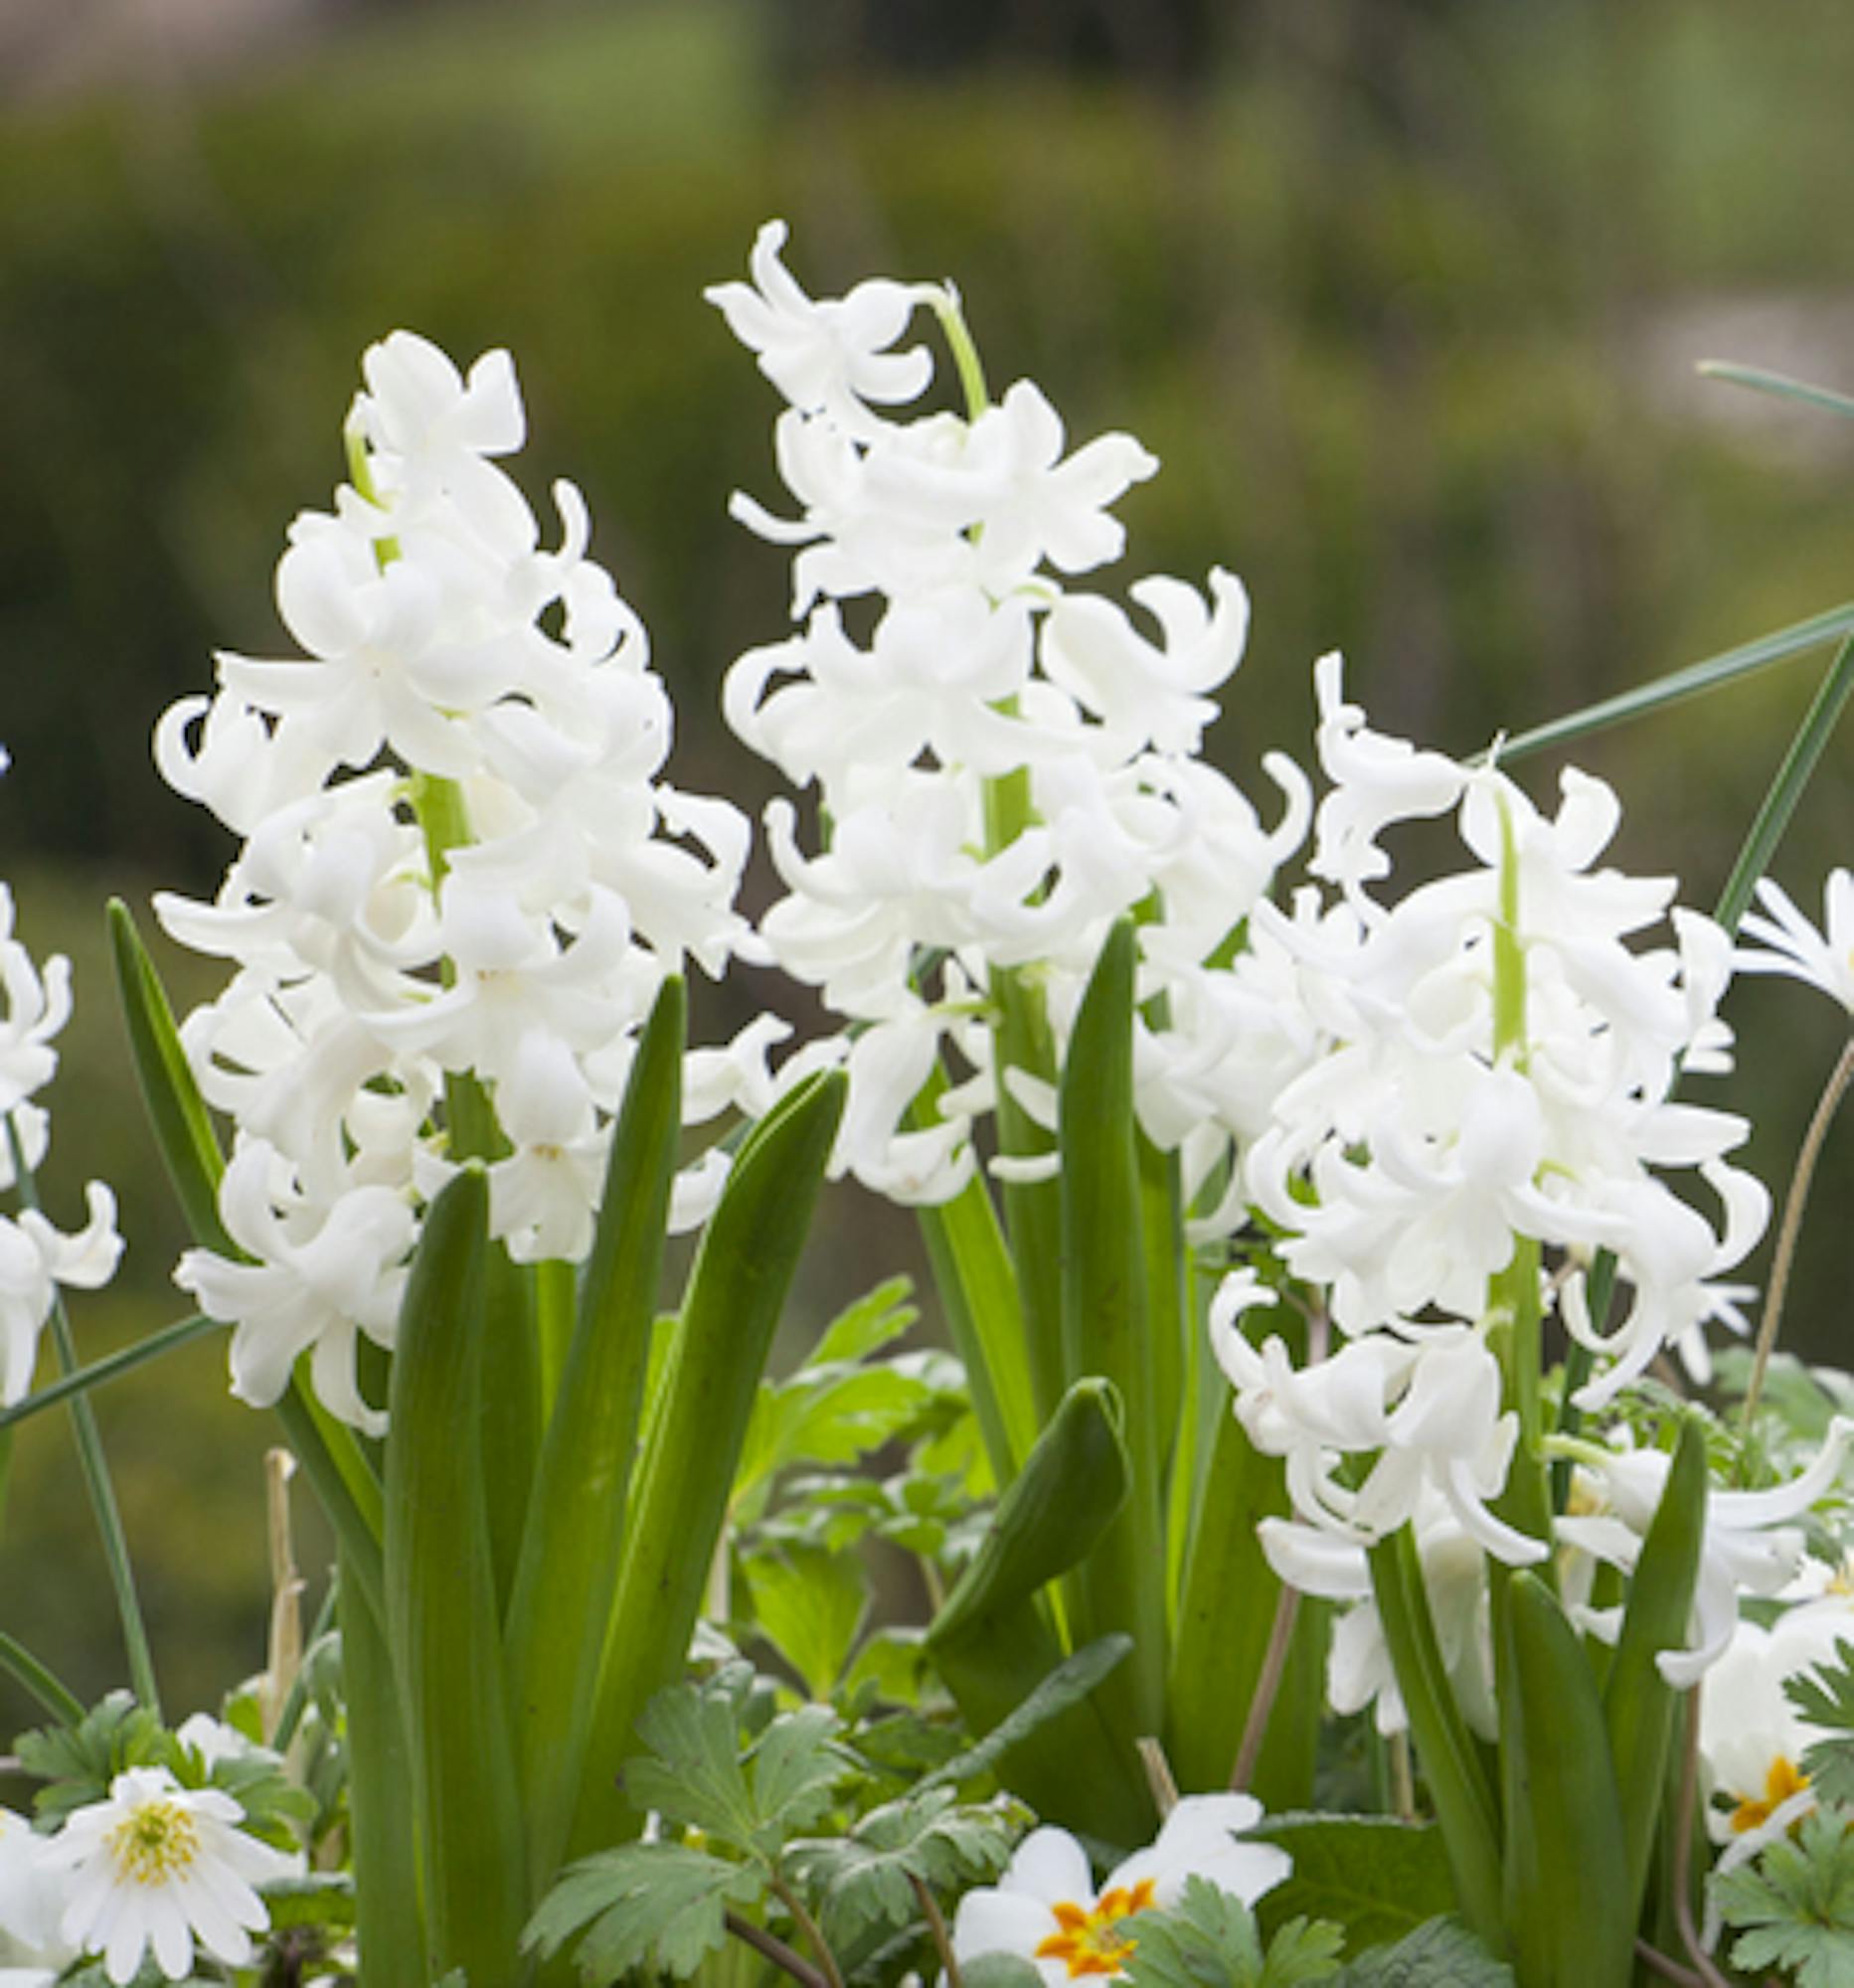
[1232,1583,1300,1793]
[1743,1031,1854,1427]
[1138,1736,1180,1817]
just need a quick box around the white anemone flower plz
[0,1807,78,1983]
[43,1766,301,1985]
[951,1795,1289,1985]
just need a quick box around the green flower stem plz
[1741,1032,1854,1428]
[932,290,991,424]
[1711,632,1854,936]
[725,1910,829,1988]
[769,1874,844,1988]
[0,1312,220,1432]
[0,1628,86,1725]
[5,1117,160,1719]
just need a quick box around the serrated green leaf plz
[1334,1917,1514,1988]
[811,1276,920,1368]
[523,1841,766,1982]
[262,1873,358,1932]
[1124,1876,1344,1988]
[787,1787,1022,1949]
[743,1544,869,1700]
[622,1671,852,1860]
[15,1691,168,1824]
[1255,1818,1455,1957]
[962,1957,1048,1988]
[1717,1807,1854,1988]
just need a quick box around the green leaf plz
[1334,1918,1514,1988]
[523,1841,767,1982]
[1058,917,1166,1744]
[961,1958,1049,1988]
[1716,1807,1854,1988]
[1697,359,1854,420]
[620,1668,853,1861]
[261,1873,358,1933]
[742,1544,869,1700]
[786,1786,1021,1949]
[1255,1818,1456,1958]
[0,1629,85,1726]
[1789,1641,1854,1805]
[1124,1876,1344,1988]
[919,1635,1131,1793]
[573,1068,846,1857]
[1494,600,1854,762]
[811,1275,920,1368]
[1710,631,1854,936]
[0,1313,221,1434]
[14,1690,167,1825]
[383,1164,528,1978]
[504,975,684,1890]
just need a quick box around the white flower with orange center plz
[950,1795,1289,1987]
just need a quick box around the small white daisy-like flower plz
[44,1765,302,1985]
[1737,867,1854,1015]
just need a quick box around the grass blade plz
[1495,600,1854,762]
[1698,359,1854,420]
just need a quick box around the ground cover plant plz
[0,222,1849,1988]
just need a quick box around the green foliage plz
[1334,1919,1513,1988]
[1787,1640,1854,1805]
[1715,1806,1854,1988]
[620,1665,854,1859]
[1254,1818,1457,1957]
[525,1839,768,1982]
[742,1545,871,1700]
[14,1689,167,1823]
[920,1635,1132,1793]
[1122,1876,1344,1988]
[786,1785,1021,1948]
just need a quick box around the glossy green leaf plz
[1601,1417,1706,1920]
[384,1165,528,1979]
[1255,1818,1456,1957]
[1058,918,1166,1744]
[504,975,683,1896]
[1498,1572,1631,1988]
[570,1068,846,1857]
[107,898,231,1257]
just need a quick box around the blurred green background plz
[0,0,1849,1738]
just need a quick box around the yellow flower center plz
[107,1799,201,1885]
[1732,1755,1810,1835]
[1035,1879,1158,1978]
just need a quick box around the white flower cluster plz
[159,334,759,1432]
[0,882,122,1407]
[0,1722,301,1985]
[712,221,1310,1205]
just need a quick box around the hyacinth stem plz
[5,1116,161,1719]
[1741,1031,1854,1427]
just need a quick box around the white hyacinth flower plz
[42,1766,301,1984]
[1737,867,1854,1015]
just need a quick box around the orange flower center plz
[1732,1754,1810,1835]
[1035,1879,1158,1978]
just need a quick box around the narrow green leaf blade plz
[505,976,684,1895]
[383,1165,528,1978]
[1496,601,1854,762]
[569,1069,846,1857]
[1698,359,1854,420]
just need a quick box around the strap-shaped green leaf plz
[911,1069,1035,1490]
[1496,599,1854,762]
[384,1165,529,1979]
[339,1554,426,1987]
[1499,1571,1632,1988]
[1602,1418,1706,1921]
[569,1068,846,1859]
[1368,1530,1503,1947]
[927,1377,1152,1846]
[1165,1400,1290,1795]
[1058,918,1167,1744]
[505,976,684,1895]
[107,898,231,1256]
